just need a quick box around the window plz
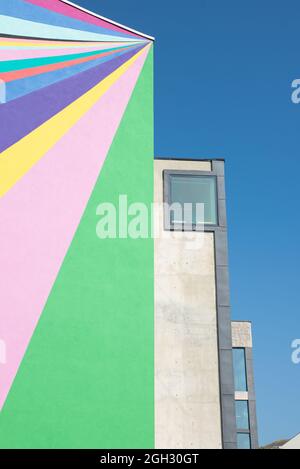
[237,432,251,449]
[164,171,218,228]
[235,400,249,430]
[233,348,248,392]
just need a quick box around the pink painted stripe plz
[0,43,132,61]
[0,45,150,410]
[25,0,142,38]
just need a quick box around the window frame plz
[235,400,250,431]
[163,169,219,231]
[237,431,251,449]
[233,347,248,392]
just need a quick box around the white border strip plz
[59,0,155,41]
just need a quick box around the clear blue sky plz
[77,0,300,446]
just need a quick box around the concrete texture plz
[232,321,252,348]
[154,159,222,449]
[235,391,248,400]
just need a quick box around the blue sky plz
[77,0,300,446]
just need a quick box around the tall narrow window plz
[235,400,250,430]
[233,348,248,392]
[237,432,251,449]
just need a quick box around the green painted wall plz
[0,49,154,449]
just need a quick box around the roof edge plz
[231,320,252,324]
[60,0,155,41]
[155,156,226,162]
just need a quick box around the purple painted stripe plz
[0,44,144,152]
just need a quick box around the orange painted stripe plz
[0,47,127,83]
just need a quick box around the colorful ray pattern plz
[0,0,154,445]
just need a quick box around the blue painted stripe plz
[0,15,145,42]
[0,0,135,39]
[5,47,136,101]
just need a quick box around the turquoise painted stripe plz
[0,15,144,43]
[6,47,137,102]
[0,44,137,72]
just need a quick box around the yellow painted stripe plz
[0,44,149,197]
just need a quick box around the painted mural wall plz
[0,0,154,448]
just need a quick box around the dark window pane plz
[236,400,249,430]
[233,348,247,391]
[237,432,251,449]
[169,175,217,225]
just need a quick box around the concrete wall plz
[154,159,223,449]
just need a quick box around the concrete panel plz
[231,321,252,348]
[155,159,211,173]
[154,159,222,449]
[235,391,248,400]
